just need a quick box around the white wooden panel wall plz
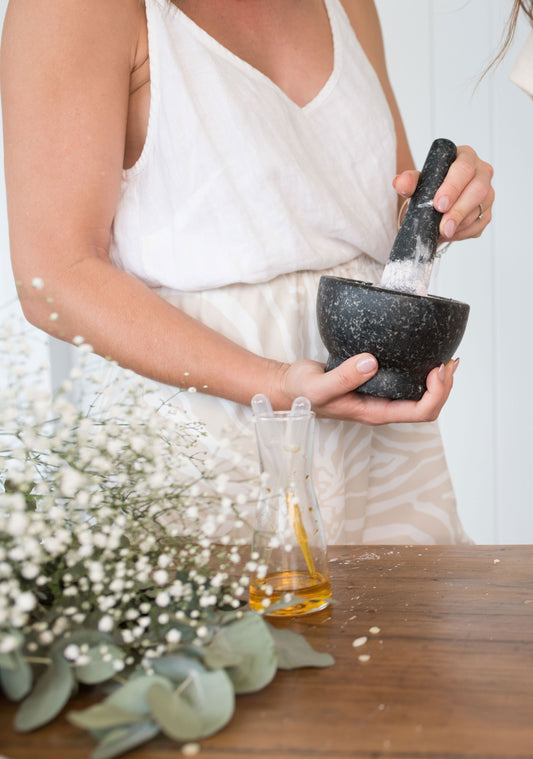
[1,1,532,542]
[376,0,533,543]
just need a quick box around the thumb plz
[317,353,378,400]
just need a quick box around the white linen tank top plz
[109,0,397,291]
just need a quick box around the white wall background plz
[375,0,533,544]
[1,0,532,543]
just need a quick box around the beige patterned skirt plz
[156,254,471,545]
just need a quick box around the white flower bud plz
[166,629,181,644]
[155,592,170,608]
[98,615,114,633]
[60,468,85,498]
[153,569,169,586]
[7,512,28,536]
[63,644,81,661]
[16,591,36,613]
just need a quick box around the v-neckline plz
[163,0,341,114]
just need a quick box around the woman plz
[0,0,494,543]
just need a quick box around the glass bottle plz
[248,396,332,617]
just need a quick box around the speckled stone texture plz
[380,138,458,296]
[316,276,469,401]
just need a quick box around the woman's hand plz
[273,354,458,426]
[393,144,495,243]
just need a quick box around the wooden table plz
[2,545,533,759]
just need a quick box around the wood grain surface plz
[2,545,533,759]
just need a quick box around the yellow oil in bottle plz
[249,570,332,616]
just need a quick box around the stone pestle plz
[380,138,457,296]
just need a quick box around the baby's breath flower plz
[97,615,114,633]
[0,321,255,744]
[60,467,86,498]
[63,644,81,662]
[39,630,54,646]
[153,570,169,586]
[166,629,182,644]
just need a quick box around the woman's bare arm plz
[1,0,281,402]
[1,0,454,423]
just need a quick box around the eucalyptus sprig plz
[0,320,334,758]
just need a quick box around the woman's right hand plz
[273,354,458,426]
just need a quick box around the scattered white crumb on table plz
[182,743,201,756]
[352,636,367,647]
[358,654,371,663]
[493,558,501,564]
[369,626,381,634]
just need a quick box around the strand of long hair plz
[486,0,533,75]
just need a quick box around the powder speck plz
[182,744,200,756]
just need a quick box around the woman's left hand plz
[393,144,495,242]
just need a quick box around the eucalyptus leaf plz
[90,721,160,759]
[0,630,24,670]
[211,612,277,694]
[14,650,75,732]
[150,655,201,683]
[202,635,243,669]
[75,644,126,685]
[97,726,133,747]
[68,703,146,730]
[147,682,202,741]
[149,656,235,738]
[266,625,335,669]
[0,649,33,700]
[0,651,17,670]
[104,674,173,715]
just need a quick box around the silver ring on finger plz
[476,202,484,222]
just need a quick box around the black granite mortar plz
[316,276,469,400]
[316,139,470,401]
